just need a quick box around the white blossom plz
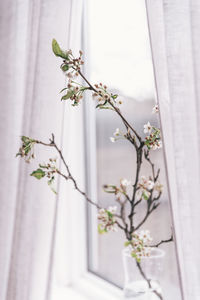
[144,122,152,134]
[136,176,154,200]
[152,104,159,114]
[97,206,117,233]
[114,128,120,136]
[107,206,117,214]
[139,176,154,190]
[138,230,153,243]
[110,137,116,143]
[125,230,153,261]
[152,140,162,150]
[154,181,163,193]
[120,178,131,187]
[147,180,154,190]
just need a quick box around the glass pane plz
[85,0,182,299]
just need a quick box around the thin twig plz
[35,135,126,230]
[135,201,160,231]
[35,135,102,210]
[150,235,173,248]
[78,70,142,145]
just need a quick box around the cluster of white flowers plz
[92,83,122,109]
[125,230,152,262]
[136,175,154,201]
[16,136,36,163]
[41,157,58,178]
[143,104,162,150]
[61,49,84,75]
[60,79,86,106]
[97,206,118,233]
[144,122,162,150]
[59,50,85,105]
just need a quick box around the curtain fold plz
[146,1,200,300]
[0,0,82,299]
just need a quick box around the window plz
[52,1,183,299]
[84,0,182,299]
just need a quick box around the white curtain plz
[0,0,83,300]
[146,1,200,300]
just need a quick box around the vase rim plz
[122,247,165,259]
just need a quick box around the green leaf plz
[24,145,31,155]
[59,87,68,93]
[21,136,29,143]
[131,252,137,258]
[30,169,45,179]
[61,64,69,72]
[96,100,108,109]
[111,94,118,100]
[124,241,130,247]
[52,39,69,59]
[98,224,106,234]
[142,192,149,201]
[136,258,141,263]
[61,90,75,100]
[21,136,34,144]
[99,106,113,110]
[106,211,113,218]
[39,164,49,169]
[48,178,57,194]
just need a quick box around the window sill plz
[52,272,123,300]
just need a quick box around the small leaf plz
[52,39,68,59]
[61,90,74,100]
[39,164,49,169]
[30,169,45,179]
[142,192,149,201]
[111,94,118,100]
[21,136,29,143]
[131,252,137,258]
[99,106,113,110]
[61,64,69,72]
[98,224,106,234]
[124,241,130,247]
[48,178,57,194]
[106,211,113,218]
[60,87,68,93]
[96,100,108,109]
[24,145,31,155]
[21,136,34,144]
[136,257,141,263]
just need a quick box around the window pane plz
[85,1,181,299]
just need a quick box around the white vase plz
[122,247,165,299]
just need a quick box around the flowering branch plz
[16,40,174,300]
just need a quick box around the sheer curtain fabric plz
[0,1,83,300]
[146,1,200,300]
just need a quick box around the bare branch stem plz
[150,235,173,248]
